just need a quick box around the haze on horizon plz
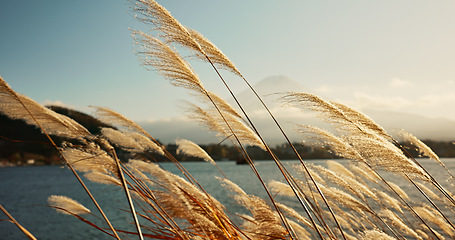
[1,1,454,143]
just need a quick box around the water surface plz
[1,159,454,239]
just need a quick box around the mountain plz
[232,75,455,142]
[138,118,218,145]
[153,75,454,145]
[363,109,455,141]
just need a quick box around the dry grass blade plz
[379,209,421,239]
[194,90,242,119]
[125,131,165,155]
[287,219,312,240]
[375,189,404,214]
[415,205,455,237]
[122,168,193,240]
[348,135,429,180]
[48,205,117,238]
[361,229,396,240]
[239,195,288,240]
[387,182,409,201]
[290,97,442,232]
[47,195,91,215]
[219,112,264,150]
[0,77,91,139]
[326,160,356,180]
[400,130,440,162]
[280,92,353,129]
[318,184,370,214]
[92,106,145,134]
[297,125,393,205]
[415,182,440,201]
[407,176,455,234]
[220,178,298,239]
[186,103,264,150]
[218,177,249,199]
[399,130,455,180]
[176,138,229,179]
[101,127,164,156]
[297,125,363,162]
[132,0,202,52]
[310,164,376,201]
[330,101,391,139]
[62,145,117,174]
[107,148,145,240]
[140,5,340,234]
[84,172,121,186]
[274,202,314,231]
[176,138,215,164]
[133,30,204,93]
[186,28,242,77]
[91,106,165,156]
[185,103,229,138]
[268,180,296,197]
[101,128,143,152]
[349,163,380,184]
[303,167,327,186]
[133,0,242,78]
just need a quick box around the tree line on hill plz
[1,106,454,166]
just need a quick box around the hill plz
[0,106,114,166]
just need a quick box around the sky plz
[1,1,455,142]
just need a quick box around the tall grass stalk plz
[0,204,37,240]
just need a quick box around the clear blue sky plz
[1,0,455,122]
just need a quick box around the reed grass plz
[1,0,454,239]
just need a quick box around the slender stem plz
[271,152,331,239]
[337,177,402,239]
[109,148,144,240]
[121,164,190,240]
[393,140,455,206]
[0,204,37,240]
[362,160,441,239]
[406,175,455,231]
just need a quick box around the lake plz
[1,158,454,239]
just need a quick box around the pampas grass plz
[176,138,215,165]
[1,0,455,239]
[47,195,91,216]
